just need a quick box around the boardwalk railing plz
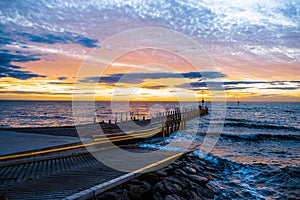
[93,106,209,140]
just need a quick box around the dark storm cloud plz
[80,71,225,85]
[19,32,99,48]
[0,50,46,80]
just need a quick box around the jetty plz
[0,105,208,199]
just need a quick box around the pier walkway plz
[0,106,208,199]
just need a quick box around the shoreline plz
[93,151,224,200]
[92,148,300,200]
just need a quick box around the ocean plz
[197,102,300,199]
[0,100,299,199]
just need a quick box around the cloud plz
[290,81,300,83]
[270,80,300,87]
[182,71,226,79]
[83,74,125,84]
[49,81,74,85]
[224,86,252,91]
[181,82,207,88]
[222,81,268,85]
[0,28,15,46]
[80,71,225,85]
[0,50,46,80]
[141,85,167,90]
[177,80,300,91]
[0,91,71,95]
[19,32,98,48]
[262,87,298,90]
[58,76,67,80]
[0,0,298,65]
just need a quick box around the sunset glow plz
[0,0,299,102]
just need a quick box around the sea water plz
[196,102,300,199]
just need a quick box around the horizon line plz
[0,100,299,103]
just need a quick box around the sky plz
[0,0,299,102]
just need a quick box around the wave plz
[224,120,300,132]
[220,132,300,141]
[194,150,300,199]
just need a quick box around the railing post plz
[166,124,169,135]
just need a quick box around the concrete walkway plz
[0,130,82,156]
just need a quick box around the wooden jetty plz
[93,105,209,140]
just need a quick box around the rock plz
[206,182,223,195]
[153,191,164,200]
[181,190,203,200]
[96,192,120,200]
[185,157,195,164]
[187,174,209,185]
[183,165,197,174]
[130,180,151,187]
[189,163,205,172]
[205,166,218,173]
[95,152,222,200]
[164,165,175,173]
[142,173,159,185]
[126,180,151,200]
[194,186,215,199]
[161,176,187,187]
[198,160,207,166]
[114,189,127,193]
[190,159,206,168]
[152,181,168,195]
[164,194,185,200]
[174,160,183,166]
[155,169,168,177]
[174,169,187,177]
[206,172,221,180]
[115,190,130,200]
[176,175,196,188]
[162,179,182,194]
[188,152,198,158]
[0,194,8,200]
